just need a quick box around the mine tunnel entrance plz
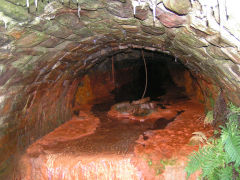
[111,51,187,102]
[75,49,196,104]
[18,49,213,179]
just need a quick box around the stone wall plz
[0,0,240,178]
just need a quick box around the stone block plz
[163,0,191,15]
[16,32,49,48]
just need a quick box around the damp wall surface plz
[73,51,207,107]
[0,0,240,178]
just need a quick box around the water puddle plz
[43,101,171,156]
[18,86,213,179]
[151,110,184,130]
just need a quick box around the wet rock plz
[134,6,148,20]
[221,47,240,64]
[140,24,165,36]
[0,68,17,86]
[16,32,49,48]
[173,40,210,61]
[132,107,151,117]
[88,22,112,34]
[189,26,209,38]
[0,33,11,46]
[106,1,132,18]
[113,16,138,26]
[231,64,240,77]
[80,0,104,10]
[0,0,32,22]
[113,101,134,115]
[155,4,187,28]
[73,27,94,38]
[122,25,139,33]
[43,21,72,39]
[109,99,178,123]
[189,17,219,36]
[0,50,13,61]
[213,92,228,127]
[206,45,229,60]
[143,130,155,137]
[174,27,208,48]
[163,0,191,15]
[39,36,63,48]
[139,102,157,110]
[26,111,99,157]
[132,97,150,105]
[55,13,84,29]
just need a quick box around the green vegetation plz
[148,159,153,166]
[144,155,177,176]
[189,131,208,145]
[185,103,240,180]
[204,110,214,125]
[209,96,215,109]
[155,159,177,175]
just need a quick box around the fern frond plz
[235,165,240,176]
[228,102,240,114]
[221,116,240,166]
[217,166,233,180]
[222,131,240,166]
[185,145,221,178]
[201,146,225,178]
[185,149,205,177]
[186,139,226,179]
[204,111,214,125]
[192,132,207,141]
[189,132,208,145]
[228,113,240,125]
[186,102,240,179]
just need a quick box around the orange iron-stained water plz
[17,97,213,180]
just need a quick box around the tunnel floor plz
[17,86,213,180]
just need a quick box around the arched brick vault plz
[0,0,240,177]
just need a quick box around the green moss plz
[210,97,215,109]
[16,31,49,48]
[199,99,205,104]
[11,55,33,70]
[175,31,208,48]
[113,17,138,25]
[144,155,177,176]
[150,159,177,176]
[73,27,94,38]
[43,21,65,35]
[0,1,31,22]
[160,159,177,166]
[77,0,104,10]
[148,159,153,166]
[56,13,80,28]
[88,22,111,34]
[228,102,240,113]
[204,111,214,125]
[11,55,39,74]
